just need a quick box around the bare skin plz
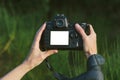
[75,23,97,58]
[24,23,58,69]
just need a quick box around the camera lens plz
[56,19,64,27]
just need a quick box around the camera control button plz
[70,33,75,38]
[76,42,79,47]
[75,33,78,38]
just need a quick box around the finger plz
[88,24,95,34]
[44,50,58,58]
[34,22,46,44]
[75,23,87,39]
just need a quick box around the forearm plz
[72,54,105,80]
[1,62,32,80]
[86,54,105,80]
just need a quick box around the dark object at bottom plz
[45,54,105,80]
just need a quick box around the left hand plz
[24,23,58,69]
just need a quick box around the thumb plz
[75,23,87,39]
[44,50,58,58]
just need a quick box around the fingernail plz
[55,50,58,53]
[75,23,79,26]
[75,24,80,29]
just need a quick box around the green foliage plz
[0,0,120,80]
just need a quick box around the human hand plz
[75,24,97,58]
[23,23,58,70]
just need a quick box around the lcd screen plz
[50,31,69,45]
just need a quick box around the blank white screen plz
[50,31,69,45]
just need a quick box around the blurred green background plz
[0,0,120,80]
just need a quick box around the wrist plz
[85,53,97,59]
[22,60,34,71]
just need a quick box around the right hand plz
[75,24,97,58]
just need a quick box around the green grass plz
[0,6,120,80]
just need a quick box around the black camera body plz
[40,14,89,50]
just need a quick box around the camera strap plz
[45,59,70,80]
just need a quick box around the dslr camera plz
[40,14,89,50]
